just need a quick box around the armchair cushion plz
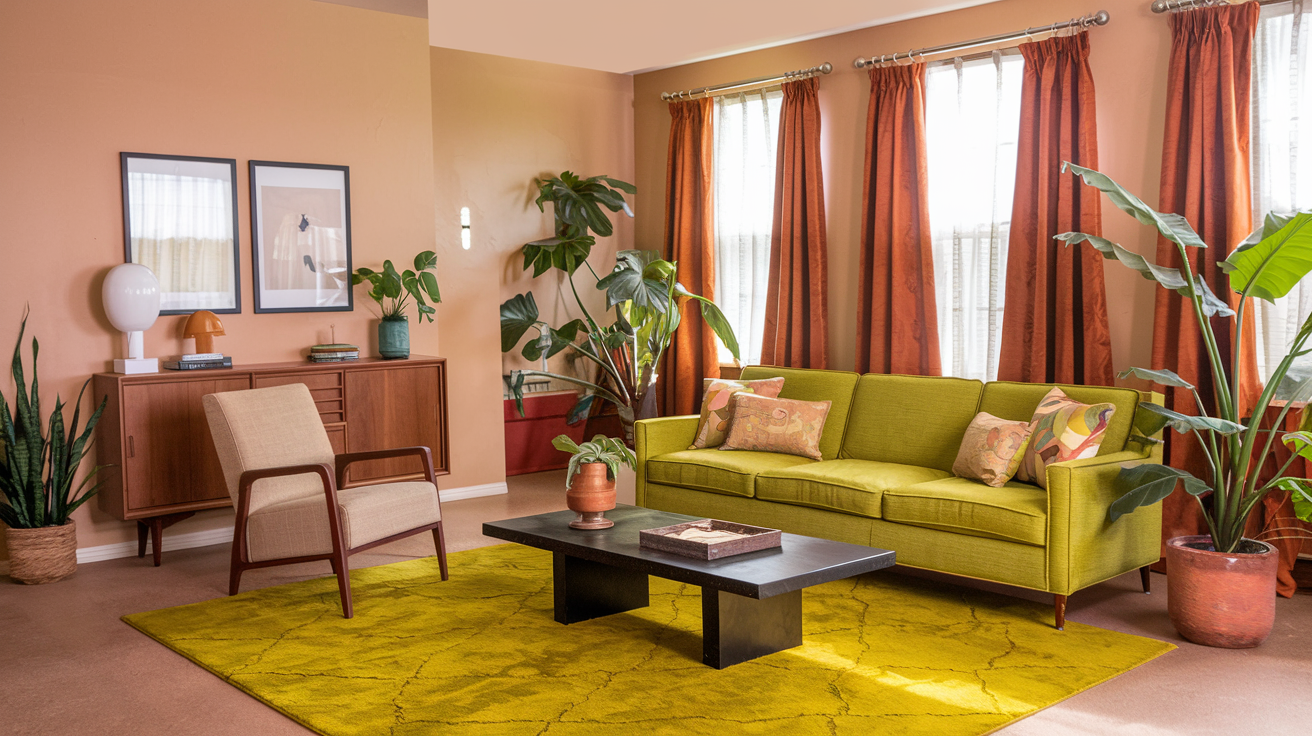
[202,383,336,512]
[245,481,441,562]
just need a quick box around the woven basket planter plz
[6,520,78,585]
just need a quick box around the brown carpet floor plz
[3,470,1306,735]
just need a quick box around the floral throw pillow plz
[719,393,831,460]
[689,377,786,449]
[952,412,1033,488]
[1016,387,1116,489]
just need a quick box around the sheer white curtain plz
[1252,0,1312,384]
[925,51,1025,381]
[713,87,783,365]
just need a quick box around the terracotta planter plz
[566,462,616,530]
[1166,534,1278,648]
[6,520,78,585]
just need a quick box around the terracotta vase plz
[6,520,78,585]
[1165,535,1278,649]
[566,462,616,530]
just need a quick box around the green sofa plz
[635,366,1165,629]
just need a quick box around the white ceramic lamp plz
[103,263,161,374]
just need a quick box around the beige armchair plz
[202,383,447,618]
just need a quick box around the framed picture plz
[121,152,241,315]
[249,160,353,313]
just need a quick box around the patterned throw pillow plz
[1016,387,1116,489]
[719,393,831,460]
[689,377,786,449]
[952,412,1034,488]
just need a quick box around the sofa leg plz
[1054,594,1067,631]
[1139,565,1152,594]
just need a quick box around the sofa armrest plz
[1044,444,1164,595]
[634,415,699,507]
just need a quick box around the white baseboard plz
[0,481,510,574]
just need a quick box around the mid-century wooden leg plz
[139,511,196,567]
[137,521,148,559]
[1054,594,1068,631]
[433,523,449,581]
[1139,565,1152,594]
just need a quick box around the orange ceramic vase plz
[1165,535,1278,648]
[566,463,616,530]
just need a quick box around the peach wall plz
[0,0,436,558]
[632,0,1170,379]
[429,47,635,485]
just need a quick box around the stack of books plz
[163,353,233,371]
[309,344,360,363]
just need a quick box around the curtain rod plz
[660,62,832,101]
[1151,0,1288,12]
[853,10,1110,69]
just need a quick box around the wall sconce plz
[460,207,471,250]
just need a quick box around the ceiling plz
[426,0,1004,75]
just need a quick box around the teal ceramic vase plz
[378,318,410,359]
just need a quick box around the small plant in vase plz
[553,434,635,530]
[352,251,441,359]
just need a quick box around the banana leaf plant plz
[1060,162,1312,553]
[0,309,108,529]
[500,172,740,445]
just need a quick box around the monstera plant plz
[1060,163,1312,647]
[500,172,739,444]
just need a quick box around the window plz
[1251,1,1312,384]
[712,87,783,365]
[925,51,1025,381]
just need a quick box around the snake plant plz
[1060,163,1312,553]
[0,309,108,529]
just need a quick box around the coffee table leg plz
[701,588,802,669]
[553,552,650,624]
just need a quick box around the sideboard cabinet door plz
[345,364,446,483]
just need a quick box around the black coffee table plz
[482,505,896,668]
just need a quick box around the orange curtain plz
[856,64,940,375]
[662,98,719,416]
[1152,3,1263,555]
[761,77,829,369]
[999,33,1114,386]
[1253,406,1309,596]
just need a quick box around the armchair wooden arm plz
[334,446,437,489]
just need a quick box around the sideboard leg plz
[140,512,197,566]
[137,521,149,558]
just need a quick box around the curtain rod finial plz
[1150,1,1169,13]
[1093,9,1111,24]
[853,58,867,69]
[820,62,833,74]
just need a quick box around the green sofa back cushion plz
[978,382,1140,455]
[839,374,984,472]
[738,367,860,461]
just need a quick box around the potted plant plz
[1,310,108,584]
[351,251,442,359]
[1060,163,1312,648]
[500,172,740,444]
[552,433,635,530]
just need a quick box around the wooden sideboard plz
[93,356,449,565]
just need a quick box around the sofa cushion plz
[839,374,985,472]
[979,382,1140,457]
[690,377,786,449]
[738,366,860,461]
[720,394,832,460]
[882,477,1048,546]
[646,449,814,498]
[757,460,952,519]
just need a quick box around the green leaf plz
[1281,430,1312,460]
[500,293,541,353]
[1285,479,1312,522]
[1192,275,1236,318]
[1221,211,1312,301]
[1058,232,1234,317]
[1109,464,1206,523]
[419,271,441,303]
[551,434,581,455]
[1138,401,1246,435]
[522,236,595,276]
[1132,402,1173,438]
[1063,163,1207,248]
[676,287,740,363]
[381,261,403,299]
[567,394,596,425]
[1117,366,1195,390]
[413,250,437,272]
[598,256,671,312]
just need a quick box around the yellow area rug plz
[124,544,1172,735]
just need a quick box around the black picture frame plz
[120,152,242,315]
[248,160,353,314]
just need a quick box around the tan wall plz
[429,46,635,484]
[633,0,1169,378]
[0,0,436,558]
